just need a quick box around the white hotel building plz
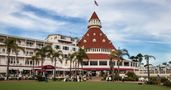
[0,33,79,75]
[0,12,139,77]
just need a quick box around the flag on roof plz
[94,0,99,6]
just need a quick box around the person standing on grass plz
[45,72,48,82]
[157,74,161,85]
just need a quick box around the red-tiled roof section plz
[78,28,116,49]
[90,12,100,20]
[87,54,109,59]
[86,54,119,60]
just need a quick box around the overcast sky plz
[0,0,171,65]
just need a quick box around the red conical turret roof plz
[89,12,100,20]
[78,12,116,50]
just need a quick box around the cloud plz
[1,0,171,65]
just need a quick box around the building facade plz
[78,12,138,76]
[0,12,139,77]
[0,33,78,75]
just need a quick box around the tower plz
[78,12,116,71]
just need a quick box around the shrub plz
[36,75,45,81]
[145,77,158,85]
[0,78,5,81]
[52,78,64,81]
[160,77,169,83]
[163,80,171,88]
[124,77,138,81]
[125,72,138,81]
[114,76,121,81]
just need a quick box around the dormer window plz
[102,39,106,42]
[83,40,87,43]
[92,39,96,42]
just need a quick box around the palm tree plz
[4,38,24,80]
[110,48,129,80]
[143,55,155,81]
[136,53,143,66]
[162,62,167,66]
[109,50,118,81]
[46,45,63,78]
[31,55,39,79]
[35,46,49,75]
[169,61,171,64]
[75,48,87,75]
[130,53,143,66]
[66,53,77,77]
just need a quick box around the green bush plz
[145,77,171,88]
[0,78,5,80]
[52,78,64,81]
[124,77,138,81]
[160,77,169,83]
[163,80,171,88]
[146,77,158,85]
[125,72,138,81]
[36,75,45,81]
[114,76,121,81]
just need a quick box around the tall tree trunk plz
[117,62,120,81]
[112,62,114,81]
[77,62,80,75]
[41,58,44,76]
[32,60,35,79]
[147,60,150,81]
[74,61,77,75]
[69,60,72,77]
[81,62,83,76]
[6,53,10,80]
[54,59,56,79]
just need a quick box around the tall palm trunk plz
[32,59,35,79]
[74,61,77,75]
[54,59,57,79]
[6,53,10,80]
[81,62,83,75]
[117,62,120,80]
[147,60,150,81]
[15,51,18,64]
[77,62,80,75]
[41,58,44,76]
[69,60,72,77]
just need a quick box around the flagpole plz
[93,0,95,11]
[93,0,99,11]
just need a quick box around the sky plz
[0,0,171,65]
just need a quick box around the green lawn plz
[0,81,170,90]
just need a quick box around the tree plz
[109,50,118,81]
[130,53,143,66]
[110,48,129,80]
[75,48,87,75]
[66,53,76,77]
[143,55,155,81]
[169,61,171,64]
[136,53,143,66]
[4,38,24,80]
[35,46,49,75]
[46,45,63,78]
[31,55,39,79]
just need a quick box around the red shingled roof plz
[78,28,115,49]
